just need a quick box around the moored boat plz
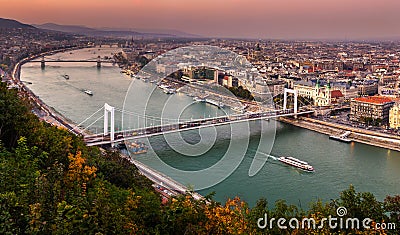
[205,98,225,108]
[329,131,352,143]
[84,89,93,96]
[163,88,176,94]
[232,106,245,113]
[129,141,148,155]
[329,135,352,143]
[193,97,206,102]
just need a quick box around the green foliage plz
[227,85,254,100]
[0,82,33,147]
[0,83,161,234]
[136,55,149,68]
[0,192,26,234]
[384,195,400,225]
[87,149,153,190]
[360,116,382,126]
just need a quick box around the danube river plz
[21,47,400,207]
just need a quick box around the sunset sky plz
[1,0,400,39]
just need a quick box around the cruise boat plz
[205,98,225,108]
[84,89,93,96]
[232,106,245,113]
[329,131,352,143]
[193,97,206,102]
[278,156,314,172]
[163,88,176,94]
[158,84,169,90]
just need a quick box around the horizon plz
[1,0,400,40]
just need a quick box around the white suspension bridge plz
[77,89,314,147]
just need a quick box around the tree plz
[226,86,254,101]
[0,83,33,147]
[247,198,270,233]
[384,195,400,225]
[204,197,249,234]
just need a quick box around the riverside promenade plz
[11,48,85,135]
[280,116,400,152]
[121,153,204,200]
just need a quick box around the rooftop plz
[354,96,393,105]
[331,90,344,98]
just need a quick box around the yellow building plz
[389,103,400,129]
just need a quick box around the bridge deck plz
[84,110,314,146]
[29,60,114,63]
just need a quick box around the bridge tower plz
[40,56,45,69]
[97,56,101,69]
[104,103,115,147]
[283,88,298,114]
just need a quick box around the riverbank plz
[10,47,87,135]
[122,153,204,200]
[11,47,203,201]
[279,116,400,152]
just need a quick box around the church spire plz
[327,79,331,89]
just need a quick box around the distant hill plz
[98,27,201,38]
[33,23,95,33]
[0,18,35,29]
[34,23,202,38]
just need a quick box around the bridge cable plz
[77,105,105,127]
[79,114,105,134]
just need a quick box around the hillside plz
[33,23,96,33]
[0,18,35,29]
[34,22,201,38]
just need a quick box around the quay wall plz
[279,117,400,152]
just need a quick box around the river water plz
[21,47,400,207]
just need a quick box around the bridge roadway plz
[84,109,314,146]
[29,59,115,63]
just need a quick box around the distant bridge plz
[30,56,116,68]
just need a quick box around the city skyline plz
[2,0,400,40]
